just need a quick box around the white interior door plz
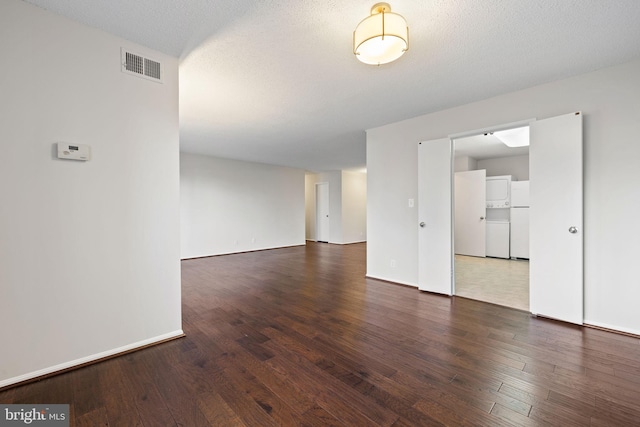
[454,170,486,257]
[418,138,452,294]
[530,112,583,324]
[316,182,330,242]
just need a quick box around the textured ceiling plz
[24,0,640,172]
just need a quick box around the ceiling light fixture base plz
[371,3,391,14]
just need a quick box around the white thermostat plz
[57,142,91,161]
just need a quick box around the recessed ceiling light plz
[493,126,529,147]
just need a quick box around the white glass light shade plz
[354,4,409,65]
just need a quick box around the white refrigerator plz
[510,181,529,259]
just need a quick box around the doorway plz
[418,112,584,324]
[452,127,530,310]
[315,182,330,243]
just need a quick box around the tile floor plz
[454,255,529,311]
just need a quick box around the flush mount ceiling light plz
[353,3,409,65]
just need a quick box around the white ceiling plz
[24,0,640,172]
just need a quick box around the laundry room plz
[452,127,530,310]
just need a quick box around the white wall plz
[454,156,478,172]
[477,154,530,180]
[367,59,640,335]
[0,0,181,387]
[341,171,367,244]
[180,153,305,258]
[305,173,317,240]
[305,171,366,244]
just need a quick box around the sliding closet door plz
[530,112,583,324]
[418,138,452,295]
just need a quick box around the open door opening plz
[452,126,530,311]
[418,112,583,324]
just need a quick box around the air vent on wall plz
[121,48,163,83]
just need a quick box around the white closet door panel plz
[418,138,452,295]
[530,112,583,324]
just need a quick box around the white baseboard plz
[305,240,367,245]
[583,320,640,337]
[0,329,184,389]
[365,274,418,288]
[181,243,305,260]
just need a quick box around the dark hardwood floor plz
[2,242,640,426]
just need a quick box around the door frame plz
[449,119,535,141]
[448,119,535,296]
[420,115,583,324]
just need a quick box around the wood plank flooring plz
[2,242,640,426]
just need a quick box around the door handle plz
[568,226,578,234]
[480,216,485,220]
[419,222,425,228]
